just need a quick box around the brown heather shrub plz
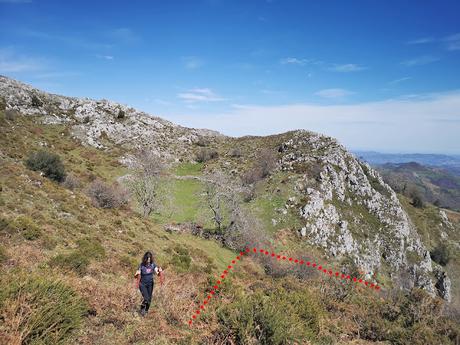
[62,173,81,190]
[195,148,218,163]
[0,272,87,345]
[86,179,129,209]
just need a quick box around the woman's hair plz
[141,251,153,266]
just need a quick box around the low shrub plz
[430,244,450,266]
[76,237,106,260]
[228,147,242,157]
[62,173,80,190]
[195,148,218,163]
[31,94,43,107]
[49,251,90,275]
[86,179,129,208]
[25,150,66,182]
[169,245,191,273]
[10,216,42,240]
[0,272,87,345]
[117,109,125,119]
[216,286,322,344]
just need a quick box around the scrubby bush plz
[119,254,138,271]
[195,148,218,163]
[410,189,425,208]
[169,245,191,273]
[242,148,277,185]
[76,237,106,260]
[31,94,43,107]
[10,216,42,240]
[195,136,209,147]
[352,288,458,345]
[62,173,80,190]
[242,166,263,185]
[216,286,322,344]
[430,244,450,266]
[86,179,129,208]
[117,109,125,119]
[48,237,105,275]
[49,251,90,275]
[25,150,66,182]
[228,147,242,157]
[0,273,87,345]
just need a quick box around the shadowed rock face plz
[0,75,451,301]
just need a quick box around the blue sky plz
[1,0,460,153]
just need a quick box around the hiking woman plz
[134,251,162,316]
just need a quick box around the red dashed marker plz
[189,246,382,327]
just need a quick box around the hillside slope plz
[0,76,459,344]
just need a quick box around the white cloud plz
[96,54,114,60]
[177,88,225,102]
[329,63,367,72]
[443,33,460,51]
[165,90,460,154]
[407,37,434,45]
[0,48,44,73]
[314,88,354,99]
[401,55,439,66]
[280,57,309,65]
[182,56,204,70]
[388,77,412,85]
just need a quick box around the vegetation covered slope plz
[377,162,460,211]
[0,77,459,344]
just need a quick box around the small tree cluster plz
[31,94,43,107]
[195,148,218,163]
[86,179,129,209]
[430,244,450,266]
[202,171,266,250]
[117,109,125,119]
[410,189,425,208]
[25,150,66,182]
[242,148,277,185]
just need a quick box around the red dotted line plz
[188,251,245,326]
[187,246,381,326]
[247,247,381,291]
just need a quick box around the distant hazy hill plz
[354,151,460,176]
[375,162,460,211]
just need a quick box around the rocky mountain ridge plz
[0,75,453,301]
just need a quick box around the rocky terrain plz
[1,75,459,344]
[0,75,454,302]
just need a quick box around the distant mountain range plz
[354,151,460,210]
[353,151,460,175]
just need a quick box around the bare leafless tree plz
[127,149,167,217]
[202,171,237,232]
[202,171,267,250]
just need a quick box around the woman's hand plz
[134,269,140,277]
